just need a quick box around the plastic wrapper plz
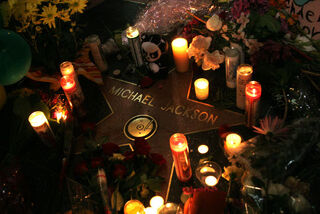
[135,0,212,34]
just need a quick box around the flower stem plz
[282,88,288,122]
[301,69,320,77]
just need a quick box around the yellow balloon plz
[0,85,6,110]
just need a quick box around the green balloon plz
[0,29,31,85]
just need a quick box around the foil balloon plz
[0,29,31,85]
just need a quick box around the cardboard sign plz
[287,0,320,39]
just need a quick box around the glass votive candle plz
[158,203,183,214]
[124,200,145,214]
[196,161,222,187]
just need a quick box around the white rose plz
[206,14,222,31]
[296,35,316,52]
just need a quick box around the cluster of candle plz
[60,61,84,110]
[124,196,165,214]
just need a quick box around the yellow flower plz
[58,9,71,22]
[40,4,58,28]
[68,0,88,15]
[13,2,38,20]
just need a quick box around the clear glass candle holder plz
[196,161,222,187]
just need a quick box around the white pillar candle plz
[172,38,189,72]
[236,64,253,109]
[28,111,55,146]
[194,78,209,100]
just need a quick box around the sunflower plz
[68,0,88,15]
[40,4,58,28]
[58,9,71,22]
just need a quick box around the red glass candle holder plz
[245,81,261,127]
[170,133,192,182]
[60,75,84,109]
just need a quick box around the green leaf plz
[258,15,281,33]
[146,177,164,193]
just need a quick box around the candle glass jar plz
[123,200,145,214]
[60,76,84,109]
[28,111,56,146]
[158,203,183,214]
[87,34,108,72]
[170,133,192,182]
[236,64,253,109]
[196,161,221,187]
[126,26,144,67]
[245,81,262,127]
[194,78,209,100]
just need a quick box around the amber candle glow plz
[172,38,189,72]
[245,81,262,127]
[60,61,76,77]
[124,200,145,214]
[194,78,209,100]
[60,76,84,108]
[170,133,192,182]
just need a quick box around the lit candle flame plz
[150,196,164,210]
[205,175,218,186]
[226,133,242,149]
[28,111,47,127]
[198,145,209,154]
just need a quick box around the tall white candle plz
[28,111,55,146]
[172,38,189,72]
[236,64,253,109]
[194,78,209,100]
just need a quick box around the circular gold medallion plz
[124,115,157,141]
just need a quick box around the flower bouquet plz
[70,137,166,213]
[179,0,320,118]
[0,0,88,74]
[221,116,320,213]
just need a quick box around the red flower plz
[140,76,153,88]
[102,143,120,156]
[150,153,166,167]
[74,161,88,175]
[91,157,104,168]
[219,124,231,138]
[134,138,151,155]
[112,164,127,178]
[124,151,135,161]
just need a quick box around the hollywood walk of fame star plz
[94,69,244,195]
